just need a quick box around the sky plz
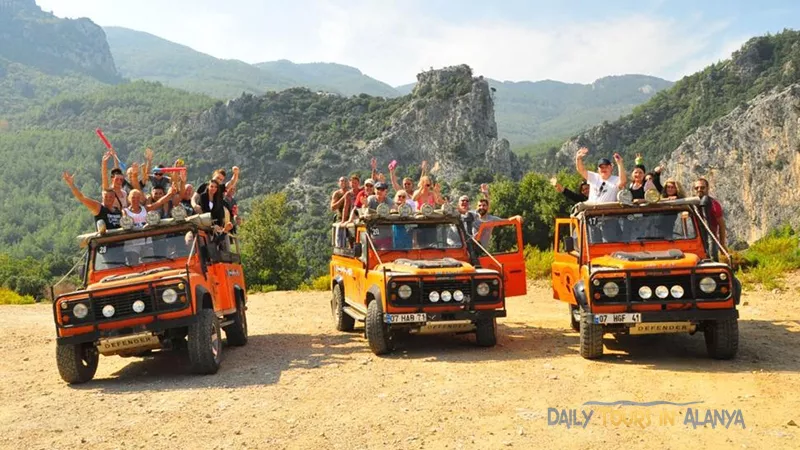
[35,0,799,87]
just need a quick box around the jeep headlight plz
[476,282,490,296]
[72,303,88,319]
[397,285,412,299]
[453,290,464,302]
[162,288,178,304]
[428,291,440,302]
[699,277,717,293]
[603,281,619,297]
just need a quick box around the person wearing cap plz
[366,182,394,209]
[355,178,375,208]
[575,146,627,202]
[457,195,480,236]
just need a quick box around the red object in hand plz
[153,167,186,173]
[388,160,397,171]
[95,128,113,150]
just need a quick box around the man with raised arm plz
[575,146,627,202]
[63,171,122,230]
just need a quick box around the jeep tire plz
[579,310,604,359]
[189,309,222,374]
[569,304,580,332]
[56,343,98,384]
[704,318,739,360]
[224,295,248,346]
[332,284,355,332]
[475,317,497,347]
[365,300,393,355]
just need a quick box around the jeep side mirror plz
[562,236,575,253]
[353,243,363,258]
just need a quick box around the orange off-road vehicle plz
[53,211,248,384]
[551,194,740,359]
[329,204,526,355]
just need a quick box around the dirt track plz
[1,277,799,449]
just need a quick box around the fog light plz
[429,291,440,302]
[420,204,434,216]
[453,290,464,302]
[145,210,161,226]
[171,206,187,221]
[441,202,455,215]
[102,304,115,318]
[399,203,413,218]
[670,285,684,298]
[638,286,652,299]
[655,285,669,299]
[441,290,452,302]
[644,188,661,203]
[72,303,88,319]
[132,300,146,313]
[120,216,134,230]
[617,189,633,204]
[376,203,390,217]
[162,288,178,304]
[699,277,717,293]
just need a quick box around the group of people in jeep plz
[329,159,519,245]
[552,147,727,258]
[63,147,241,238]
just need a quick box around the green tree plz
[238,192,304,290]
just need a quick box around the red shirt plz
[354,188,369,208]
[706,197,723,237]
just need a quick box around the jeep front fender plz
[573,280,587,308]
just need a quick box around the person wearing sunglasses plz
[575,146,627,202]
[693,177,727,260]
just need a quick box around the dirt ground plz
[1,276,800,450]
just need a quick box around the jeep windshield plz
[93,231,195,270]
[586,211,697,244]
[369,223,463,251]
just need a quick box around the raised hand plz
[433,183,441,193]
[421,160,428,171]
[370,158,377,171]
[102,151,112,163]
[62,171,75,186]
[613,152,623,163]
[480,183,489,195]
[576,147,589,159]
[232,166,240,175]
[145,148,154,162]
[555,183,564,193]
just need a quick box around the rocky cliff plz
[361,65,520,180]
[0,0,119,82]
[661,84,800,245]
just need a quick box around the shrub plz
[248,284,278,294]
[736,225,800,289]
[0,288,35,305]
[299,275,331,291]
[524,246,553,280]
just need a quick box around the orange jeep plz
[329,204,526,355]
[52,211,248,384]
[551,194,740,359]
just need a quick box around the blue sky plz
[35,0,798,86]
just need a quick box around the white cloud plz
[34,0,738,86]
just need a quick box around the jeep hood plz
[591,250,700,270]
[87,267,186,291]
[381,257,475,274]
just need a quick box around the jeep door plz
[476,219,527,297]
[552,218,581,304]
[203,236,238,315]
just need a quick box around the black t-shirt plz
[180,199,195,216]
[95,205,122,230]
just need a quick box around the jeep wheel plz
[579,310,604,359]
[569,304,580,332]
[224,295,248,347]
[475,317,497,347]
[56,343,98,384]
[704,318,739,360]
[365,300,393,355]
[188,309,222,374]
[332,284,355,332]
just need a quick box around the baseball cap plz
[364,178,375,186]
[375,182,388,190]
[597,158,612,166]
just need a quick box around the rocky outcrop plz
[661,84,800,245]
[0,0,119,82]
[362,65,520,180]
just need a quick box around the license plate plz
[630,322,695,335]
[593,313,641,324]
[384,313,427,324]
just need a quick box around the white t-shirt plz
[586,171,621,203]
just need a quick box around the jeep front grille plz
[93,289,153,321]
[422,280,472,304]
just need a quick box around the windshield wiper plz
[141,255,176,262]
[636,236,668,241]
[99,260,133,268]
